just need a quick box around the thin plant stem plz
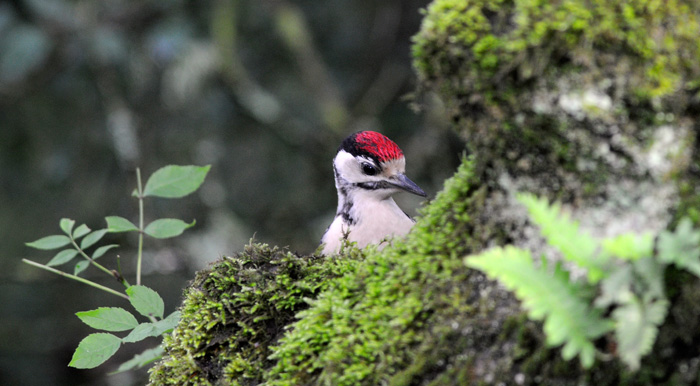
[22,259,129,300]
[116,255,125,285]
[71,239,129,287]
[136,167,144,286]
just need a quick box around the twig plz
[22,259,129,300]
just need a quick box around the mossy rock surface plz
[150,0,700,384]
[147,243,360,385]
[413,0,699,220]
[409,0,700,383]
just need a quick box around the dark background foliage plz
[0,0,462,384]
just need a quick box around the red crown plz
[353,131,404,162]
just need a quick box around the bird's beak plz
[392,173,427,197]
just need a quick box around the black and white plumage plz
[321,131,426,255]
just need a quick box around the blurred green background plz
[0,0,463,384]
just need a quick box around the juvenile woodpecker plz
[321,131,426,255]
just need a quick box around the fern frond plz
[602,232,654,261]
[612,293,668,370]
[516,193,607,283]
[657,217,700,278]
[595,265,632,308]
[466,246,612,368]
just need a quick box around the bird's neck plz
[334,174,401,227]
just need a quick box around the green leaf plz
[80,229,108,250]
[74,260,89,276]
[632,257,665,299]
[142,165,210,198]
[595,265,633,308]
[122,322,158,343]
[111,346,164,374]
[26,235,71,250]
[144,218,195,239]
[76,307,138,332]
[466,246,611,368]
[60,218,75,235]
[121,312,179,343]
[613,294,668,370]
[92,244,119,259]
[602,232,654,260]
[47,249,79,267]
[152,311,181,335]
[657,217,700,277]
[106,216,139,233]
[72,224,91,239]
[68,333,121,369]
[517,193,607,283]
[127,285,164,318]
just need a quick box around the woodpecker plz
[321,131,426,255]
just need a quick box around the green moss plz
[413,0,700,109]
[147,243,360,385]
[412,0,700,209]
[411,0,700,173]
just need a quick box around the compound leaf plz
[613,294,668,370]
[632,257,665,300]
[466,246,611,368]
[516,193,607,283]
[658,217,700,277]
[595,265,633,308]
[602,232,654,261]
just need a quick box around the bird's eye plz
[361,163,377,176]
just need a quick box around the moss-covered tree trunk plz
[149,1,700,384]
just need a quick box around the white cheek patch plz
[334,150,365,181]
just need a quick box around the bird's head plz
[333,131,426,199]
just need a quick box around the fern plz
[657,217,700,277]
[468,192,700,371]
[613,293,668,371]
[602,232,654,261]
[597,257,668,369]
[466,246,611,368]
[516,193,607,283]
